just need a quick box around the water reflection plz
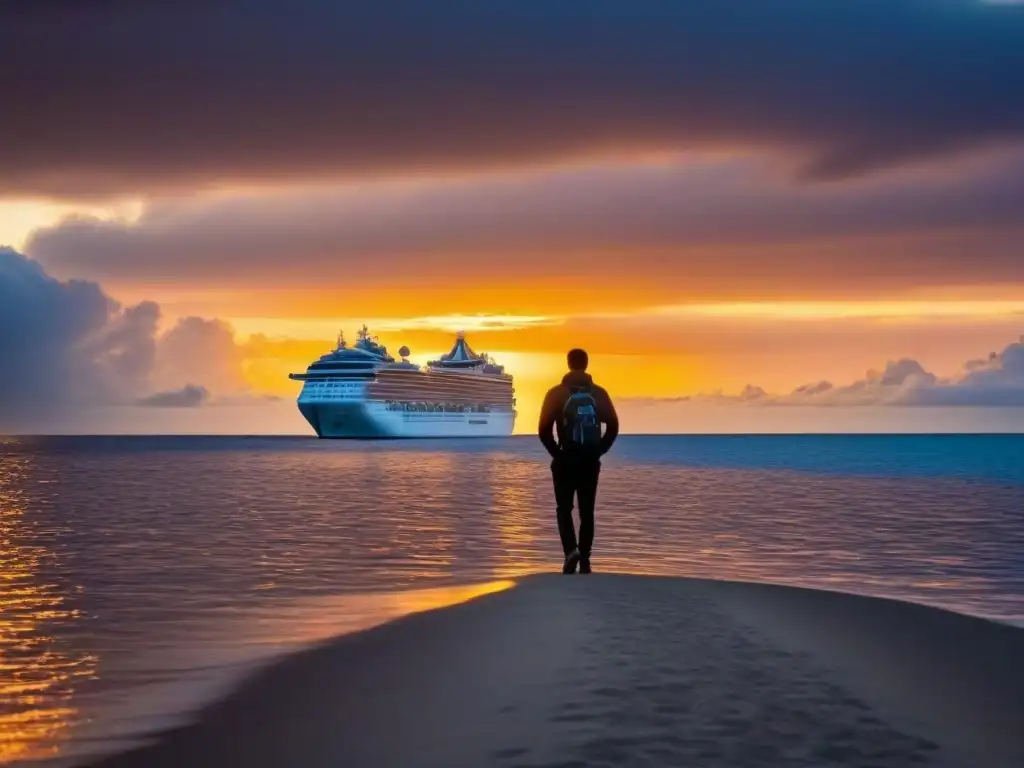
[382,451,458,579]
[3,435,1023,764]
[488,455,545,579]
[0,455,96,763]
[48,579,516,766]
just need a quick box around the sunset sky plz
[2,0,1024,434]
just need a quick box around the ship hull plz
[299,401,515,439]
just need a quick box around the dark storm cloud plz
[0,246,122,408]
[2,0,1023,196]
[0,247,250,428]
[24,152,1024,290]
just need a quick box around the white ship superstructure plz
[289,326,516,438]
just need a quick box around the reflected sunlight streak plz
[379,452,459,577]
[487,456,547,579]
[0,456,96,763]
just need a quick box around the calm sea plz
[2,434,1023,766]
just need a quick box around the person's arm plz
[537,387,561,459]
[600,389,619,455]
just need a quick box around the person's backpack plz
[562,386,602,454]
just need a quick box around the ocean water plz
[1,434,1023,766]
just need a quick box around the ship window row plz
[383,401,512,413]
[427,370,511,378]
[302,382,514,402]
[379,371,511,383]
[405,381,512,393]
[303,376,510,390]
[373,394,515,406]
[376,392,513,399]
[301,382,366,391]
[303,380,373,384]
[380,372,512,383]
[371,385,514,397]
[370,383,514,397]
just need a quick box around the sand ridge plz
[83,575,1024,768]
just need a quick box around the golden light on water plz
[0,455,97,763]
[488,455,546,579]
[381,451,458,576]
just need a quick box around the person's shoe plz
[579,557,592,575]
[562,548,581,574]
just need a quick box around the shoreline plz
[76,574,1024,768]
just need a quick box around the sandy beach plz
[82,574,1024,768]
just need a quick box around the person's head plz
[567,348,589,372]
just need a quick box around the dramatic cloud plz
[25,153,1024,291]
[776,340,1024,406]
[629,336,1024,407]
[913,338,1024,406]
[1,247,121,408]
[0,248,253,429]
[780,359,940,406]
[153,317,248,395]
[2,0,1023,196]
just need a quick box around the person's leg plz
[575,461,600,572]
[551,458,579,560]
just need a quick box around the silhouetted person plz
[538,348,619,574]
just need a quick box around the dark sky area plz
[1,0,1023,197]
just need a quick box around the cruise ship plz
[289,326,516,438]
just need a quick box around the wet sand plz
[83,574,1024,768]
